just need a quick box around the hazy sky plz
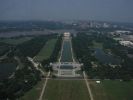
[0,0,133,22]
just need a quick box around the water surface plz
[94,48,120,65]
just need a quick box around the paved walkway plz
[38,71,50,100]
[83,71,94,100]
[27,57,45,75]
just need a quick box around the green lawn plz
[89,80,133,100]
[43,79,90,100]
[113,38,122,41]
[19,79,45,100]
[34,39,57,62]
[92,41,103,49]
[0,37,33,45]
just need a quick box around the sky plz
[0,0,133,22]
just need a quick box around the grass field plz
[113,38,122,41]
[0,37,33,45]
[92,41,103,49]
[34,39,57,62]
[43,79,90,100]
[89,80,133,100]
[19,79,45,100]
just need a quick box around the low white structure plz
[64,32,70,37]
[115,30,131,34]
[64,32,71,40]
[109,30,131,36]
[119,41,133,46]
[96,81,101,84]
[51,62,83,77]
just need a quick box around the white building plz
[64,32,71,40]
[115,30,131,34]
[119,41,133,46]
[64,32,70,37]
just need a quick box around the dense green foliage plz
[16,35,56,57]
[0,42,11,56]
[0,57,17,80]
[34,39,57,62]
[0,57,41,99]
[0,34,59,99]
[42,35,62,71]
[72,32,133,80]
[50,35,62,62]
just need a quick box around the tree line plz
[72,32,133,80]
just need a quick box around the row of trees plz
[15,35,57,57]
[42,35,63,71]
[72,33,94,74]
